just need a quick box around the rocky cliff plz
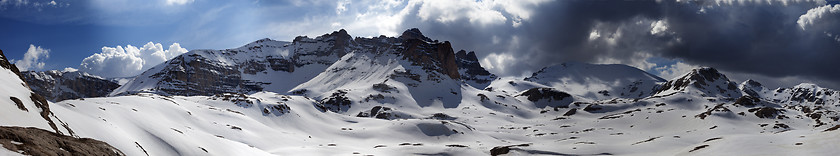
[22,70,120,102]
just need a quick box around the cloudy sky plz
[1,0,840,89]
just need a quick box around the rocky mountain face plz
[456,50,496,88]
[112,28,494,99]
[0,49,123,155]
[22,70,120,102]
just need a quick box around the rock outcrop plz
[398,29,461,80]
[456,50,496,86]
[0,126,124,156]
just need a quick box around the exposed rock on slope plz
[22,70,120,102]
[0,126,124,156]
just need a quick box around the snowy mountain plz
[4,29,840,155]
[653,67,741,98]
[22,70,120,102]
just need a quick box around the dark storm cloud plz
[393,0,840,88]
[657,2,840,82]
[394,0,664,76]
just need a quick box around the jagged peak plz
[24,70,107,80]
[399,28,432,42]
[0,49,26,82]
[323,29,351,39]
[455,50,479,62]
[673,67,731,83]
[742,79,762,87]
[290,29,353,43]
[739,79,766,98]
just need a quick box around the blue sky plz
[2,0,840,89]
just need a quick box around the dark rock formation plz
[356,106,398,119]
[0,126,124,156]
[148,53,260,96]
[317,90,352,112]
[749,107,784,119]
[518,87,572,102]
[455,50,496,85]
[398,30,461,80]
[733,96,760,107]
[22,70,120,102]
[0,49,25,81]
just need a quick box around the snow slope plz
[0,50,73,136]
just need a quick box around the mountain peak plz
[654,67,741,97]
[739,79,766,97]
[693,67,726,81]
[399,28,432,42]
[455,50,479,62]
[742,79,762,87]
[326,29,351,39]
[793,83,820,89]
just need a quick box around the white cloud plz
[336,0,350,15]
[260,0,547,42]
[62,67,78,72]
[416,0,507,26]
[589,30,601,40]
[15,44,50,71]
[650,20,669,36]
[480,52,515,73]
[165,0,193,6]
[797,4,840,30]
[79,42,188,78]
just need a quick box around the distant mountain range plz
[2,29,839,155]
